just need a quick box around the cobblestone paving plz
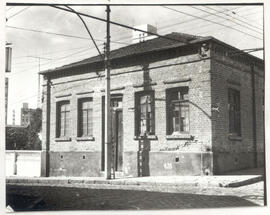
[6,181,264,211]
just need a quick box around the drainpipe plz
[41,76,51,177]
[251,63,257,167]
[46,76,51,176]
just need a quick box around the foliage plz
[6,108,42,150]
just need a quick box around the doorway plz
[101,95,123,172]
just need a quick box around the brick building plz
[40,31,264,177]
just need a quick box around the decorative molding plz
[76,90,94,95]
[55,137,71,142]
[133,135,158,140]
[76,136,95,141]
[166,134,193,140]
[163,78,191,85]
[55,93,72,98]
[132,82,157,88]
[100,86,125,92]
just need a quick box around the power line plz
[203,6,263,31]
[6,25,130,45]
[51,5,191,44]
[159,6,243,32]
[224,6,263,28]
[7,6,15,11]
[9,48,92,76]
[7,6,31,20]
[110,7,261,45]
[13,46,90,60]
[198,16,263,37]
[111,6,242,43]
[12,46,89,65]
[9,46,263,107]
[8,8,262,67]
[162,6,262,41]
[111,9,262,46]
[66,5,103,60]
[191,6,262,35]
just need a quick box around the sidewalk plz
[6,168,264,189]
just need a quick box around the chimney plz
[132,24,157,44]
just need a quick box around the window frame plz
[166,87,190,135]
[56,100,71,138]
[135,90,155,136]
[228,88,241,137]
[77,97,93,138]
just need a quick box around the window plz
[135,91,155,136]
[167,87,189,135]
[78,98,93,137]
[56,101,70,138]
[228,88,241,136]
[111,96,122,109]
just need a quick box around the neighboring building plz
[5,46,12,124]
[21,103,36,126]
[5,78,8,124]
[40,30,264,177]
[132,24,157,43]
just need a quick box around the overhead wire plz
[110,6,242,43]
[190,6,262,35]
[6,25,130,45]
[8,5,263,76]
[9,48,94,76]
[50,5,194,44]
[65,5,103,60]
[7,6,15,11]
[109,7,262,45]
[203,5,263,31]
[198,16,263,36]
[8,45,263,107]
[12,46,89,60]
[9,6,261,66]
[162,6,262,40]
[7,5,264,121]
[7,6,31,20]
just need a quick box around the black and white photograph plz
[1,0,268,213]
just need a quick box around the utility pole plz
[104,5,112,179]
[27,56,51,108]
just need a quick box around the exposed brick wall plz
[41,40,264,176]
[43,50,212,151]
[210,42,264,173]
[41,46,213,176]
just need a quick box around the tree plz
[6,126,29,150]
[27,108,42,150]
[6,108,42,150]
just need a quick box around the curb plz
[223,176,263,188]
[7,176,263,188]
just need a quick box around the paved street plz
[6,181,264,211]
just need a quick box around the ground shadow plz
[7,185,259,211]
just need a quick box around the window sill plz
[166,134,193,140]
[228,134,242,141]
[76,136,95,141]
[55,137,71,142]
[134,135,158,140]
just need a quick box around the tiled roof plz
[40,32,208,74]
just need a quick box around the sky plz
[5,3,264,125]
